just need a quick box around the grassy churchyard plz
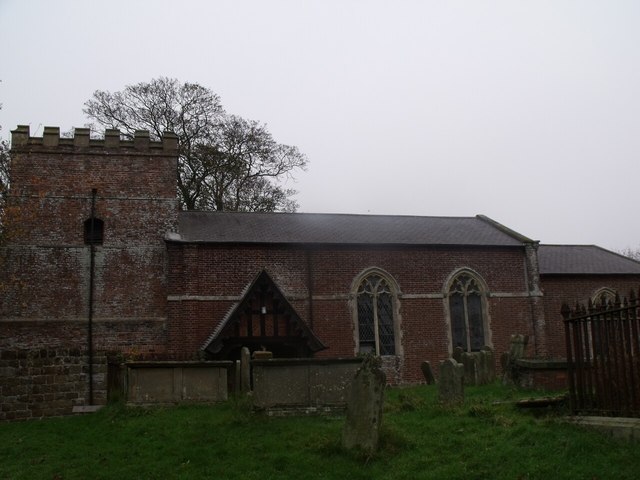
[0,384,638,479]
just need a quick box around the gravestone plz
[438,358,464,405]
[461,352,478,386]
[452,346,464,364]
[480,346,495,384]
[420,361,436,385]
[234,360,241,393]
[240,347,251,393]
[342,355,386,454]
[502,334,529,385]
[509,335,528,359]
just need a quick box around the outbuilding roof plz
[173,211,531,247]
[538,245,640,275]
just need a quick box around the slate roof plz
[173,211,531,247]
[538,245,640,275]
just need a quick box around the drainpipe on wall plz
[306,248,314,330]
[87,188,97,405]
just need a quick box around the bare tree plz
[618,247,640,262]
[0,137,7,202]
[193,115,304,212]
[0,101,10,226]
[84,77,306,211]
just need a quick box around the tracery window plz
[448,272,486,352]
[356,274,396,355]
[592,288,616,307]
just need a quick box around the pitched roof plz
[172,211,530,247]
[538,245,640,275]
[201,270,326,356]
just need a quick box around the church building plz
[2,126,640,419]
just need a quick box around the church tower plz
[1,126,178,412]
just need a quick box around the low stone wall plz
[251,357,362,414]
[0,348,106,421]
[126,361,233,405]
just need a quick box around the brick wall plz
[540,275,640,358]
[0,127,177,419]
[167,243,539,384]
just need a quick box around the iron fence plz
[562,290,640,417]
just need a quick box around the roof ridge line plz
[179,210,478,219]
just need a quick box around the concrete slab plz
[566,416,640,442]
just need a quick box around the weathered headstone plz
[438,358,464,405]
[240,347,251,393]
[461,352,478,386]
[342,355,386,454]
[480,346,495,384]
[502,334,529,385]
[452,346,464,364]
[420,361,436,385]
[234,360,241,393]
[510,335,528,359]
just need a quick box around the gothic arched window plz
[592,288,616,307]
[356,273,396,356]
[448,272,487,352]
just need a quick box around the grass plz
[0,384,638,479]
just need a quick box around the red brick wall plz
[3,140,177,320]
[167,243,537,384]
[540,275,640,359]
[0,131,177,418]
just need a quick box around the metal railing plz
[562,291,640,417]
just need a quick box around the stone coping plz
[515,358,568,369]
[125,360,234,369]
[251,357,363,367]
[72,405,104,414]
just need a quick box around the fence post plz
[562,303,576,414]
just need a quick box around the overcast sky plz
[1,0,639,251]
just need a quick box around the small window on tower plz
[84,218,104,245]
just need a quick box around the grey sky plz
[1,0,639,251]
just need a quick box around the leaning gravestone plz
[342,355,386,454]
[421,361,436,385]
[438,358,464,406]
[502,334,528,385]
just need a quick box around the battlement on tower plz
[10,125,178,154]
